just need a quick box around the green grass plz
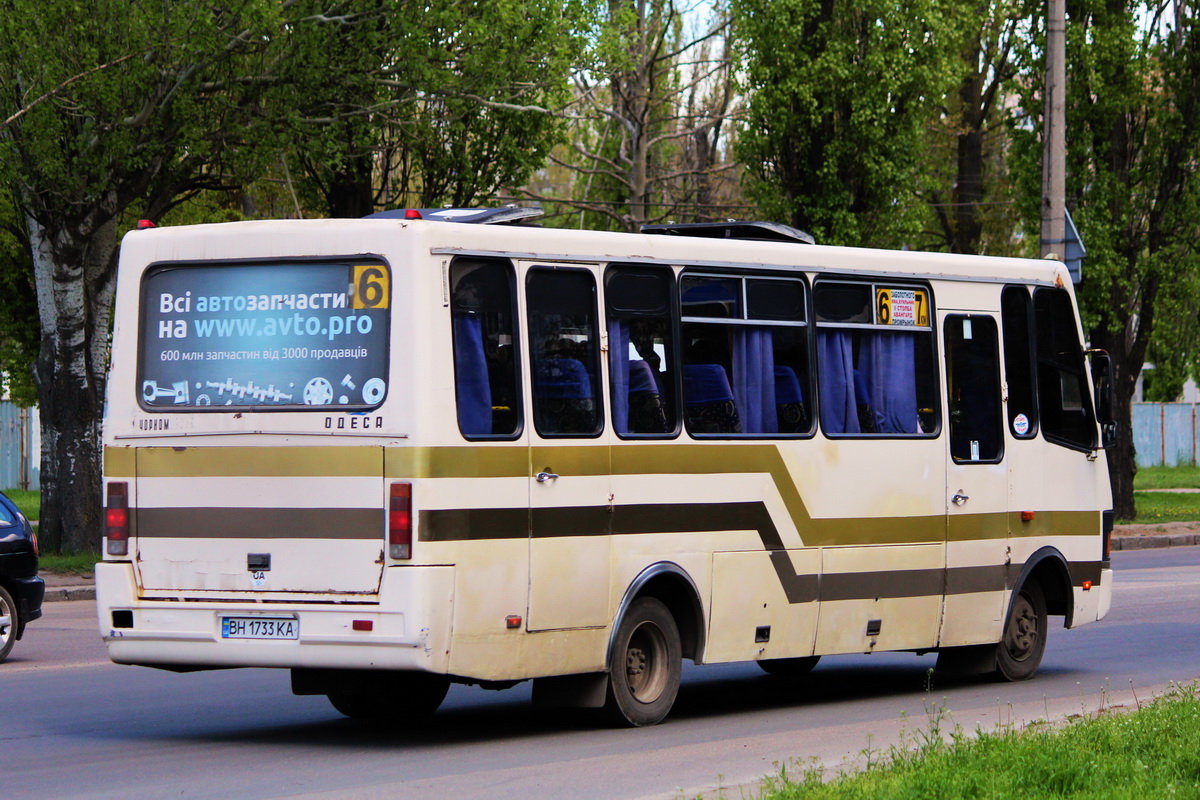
[756,686,1200,800]
[1121,491,1200,525]
[2,488,40,521]
[38,552,100,575]
[1133,465,1200,490]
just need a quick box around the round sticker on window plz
[1013,413,1030,436]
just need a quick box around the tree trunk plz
[29,215,118,554]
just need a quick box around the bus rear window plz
[138,261,390,411]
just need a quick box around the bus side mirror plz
[1089,350,1118,449]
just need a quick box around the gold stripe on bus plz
[110,442,1100,546]
[105,447,137,478]
[133,446,383,477]
[385,446,529,479]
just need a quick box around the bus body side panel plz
[1008,427,1113,625]
[800,438,947,656]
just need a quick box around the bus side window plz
[1034,287,1096,450]
[679,274,813,437]
[1001,286,1039,439]
[605,266,678,437]
[945,315,1003,462]
[527,268,603,437]
[450,258,521,438]
[814,281,938,437]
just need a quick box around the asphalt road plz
[4,546,1199,800]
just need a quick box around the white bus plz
[97,208,1115,726]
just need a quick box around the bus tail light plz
[389,482,412,560]
[106,482,129,556]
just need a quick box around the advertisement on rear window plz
[138,261,390,410]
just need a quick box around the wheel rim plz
[1004,592,1039,662]
[624,620,669,704]
[0,592,12,647]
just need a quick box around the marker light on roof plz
[404,209,422,220]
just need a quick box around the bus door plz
[524,265,613,631]
[941,311,1009,646]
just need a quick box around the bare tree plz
[522,1,744,231]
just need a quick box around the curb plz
[44,586,96,603]
[39,535,1193,603]
[1111,533,1199,550]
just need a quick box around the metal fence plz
[1133,402,1200,468]
[0,402,39,490]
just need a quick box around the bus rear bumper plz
[95,561,454,673]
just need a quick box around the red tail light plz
[106,482,129,556]
[389,482,412,559]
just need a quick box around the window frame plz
[813,277,941,440]
[1032,286,1097,452]
[678,269,815,440]
[450,256,524,441]
[944,313,1005,465]
[525,265,606,440]
[1000,285,1040,441]
[604,263,682,440]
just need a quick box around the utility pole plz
[1042,0,1067,260]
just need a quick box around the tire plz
[992,580,1047,682]
[757,655,820,677]
[328,672,450,721]
[604,597,682,727]
[0,584,18,664]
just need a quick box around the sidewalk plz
[39,524,1199,602]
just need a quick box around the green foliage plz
[0,188,37,406]
[272,0,588,217]
[758,687,1200,799]
[0,0,283,222]
[732,0,964,247]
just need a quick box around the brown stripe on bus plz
[135,507,385,539]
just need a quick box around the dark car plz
[0,490,43,662]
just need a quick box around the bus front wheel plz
[992,580,1047,682]
[604,597,681,727]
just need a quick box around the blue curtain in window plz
[607,319,631,434]
[857,332,918,433]
[817,330,859,433]
[453,312,492,435]
[732,328,778,433]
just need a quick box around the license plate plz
[221,616,299,640]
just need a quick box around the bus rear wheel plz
[328,673,450,721]
[992,581,1047,682]
[604,597,681,727]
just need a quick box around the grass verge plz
[756,685,1200,800]
[38,552,100,576]
[2,488,40,521]
[1120,491,1200,525]
[1134,465,1200,490]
